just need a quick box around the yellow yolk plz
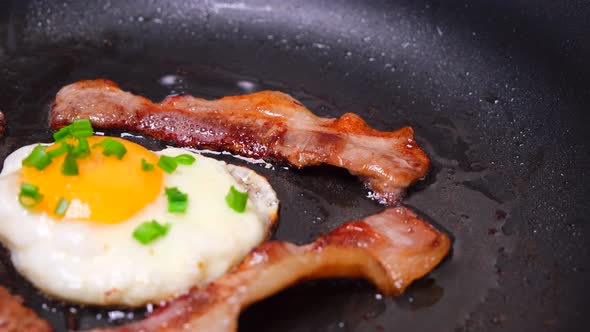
[20,137,163,224]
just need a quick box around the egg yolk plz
[20,137,163,224]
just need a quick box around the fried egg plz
[0,136,278,306]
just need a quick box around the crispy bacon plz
[0,286,52,332]
[50,80,430,204]
[90,207,450,332]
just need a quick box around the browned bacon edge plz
[0,286,52,332]
[89,207,450,332]
[50,79,430,204]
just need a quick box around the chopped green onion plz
[174,154,196,165]
[20,183,41,197]
[169,200,187,213]
[53,126,71,141]
[165,187,188,213]
[54,197,69,216]
[53,119,94,141]
[18,182,43,208]
[157,155,178,173]
[46,142,71,158]
[61,153,79,176]
[72,137,90,158]
[225,186,248,213]
[133,220,171,244]
[141,158,155,171]
[22,145,52,170]
[69,119,94,137]
[157,154,196,173]
[98,138,127,159]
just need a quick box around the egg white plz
[0,145,278,306]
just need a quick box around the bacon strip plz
[90,207,450,332]
[0,286,52,332]
[50,80,430,204]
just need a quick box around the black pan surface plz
[0,0,588,331]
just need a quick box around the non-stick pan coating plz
[0,0,588,331]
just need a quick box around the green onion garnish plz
[72,136,90,158]
[133,220,171,244]
[141,158,155,171]
[174,154,196,165]
[46,142,71,158]
[53,119,94,141]
[22,145,52,170]
[98,138,127,159]
[61,153,79,176]
[68,119,94,138]
[157,155,178,173]
[54,197,69,216]
[18,182,44,208]
[165,187,188,213]
[157,154,196,173]
[53,127,70,142]
[225,186,248,213]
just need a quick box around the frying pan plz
[1,0,589,331]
